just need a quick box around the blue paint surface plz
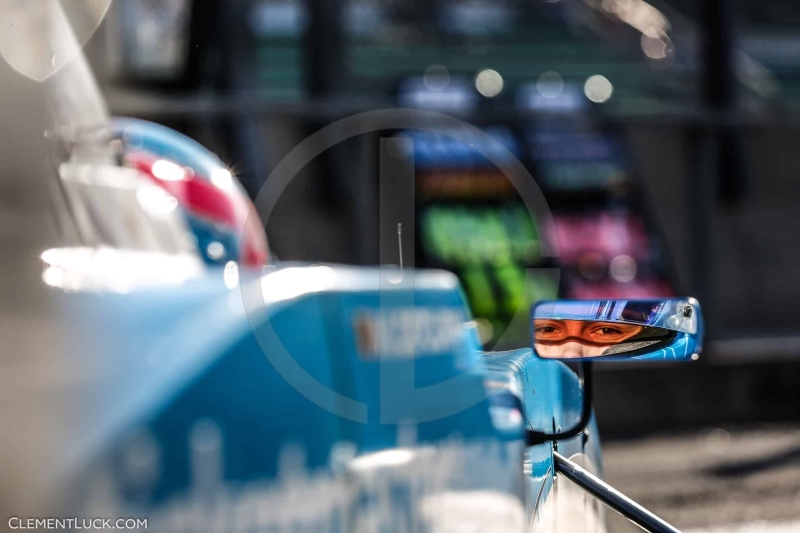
[65,266,527,529]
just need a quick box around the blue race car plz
[13,4,704,532]
[46,122,702,533]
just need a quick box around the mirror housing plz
[525,298,704,446]
[531,298,703,362]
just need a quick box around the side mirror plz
[531,298,703,362]
[526,298,703,446]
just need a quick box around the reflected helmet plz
[110,118,268,267]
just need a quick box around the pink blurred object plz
[568,278,674,299]
[546,211,651,265]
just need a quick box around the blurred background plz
[4,0,800,531]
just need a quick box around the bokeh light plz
[584,75,613,103]
[424,64,450,92]
[537,71,564,99]
[475,69,504,98]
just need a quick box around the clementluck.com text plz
[8,518,147,530]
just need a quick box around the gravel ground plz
[599,425,800,532]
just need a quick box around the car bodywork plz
[483,349,606,533]
[62,265,539,533]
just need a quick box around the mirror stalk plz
[554,451,683,533]
[526,361,593,446]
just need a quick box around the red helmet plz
[111,118,268,267]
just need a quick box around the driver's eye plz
[595,327,621,337]
[536,326,560,335]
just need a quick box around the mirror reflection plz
[533,319,675,359]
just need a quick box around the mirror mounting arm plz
[526,361,593,446]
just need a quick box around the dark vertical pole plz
[706,0,749,207]
[218,0,270,197]
[304,0,364,262]
[305,0,346,97]
[378,137,416,271]
[686,126,714,332]
[183,0,220,91]
[692,0,740,335]
[705,0,735,109]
